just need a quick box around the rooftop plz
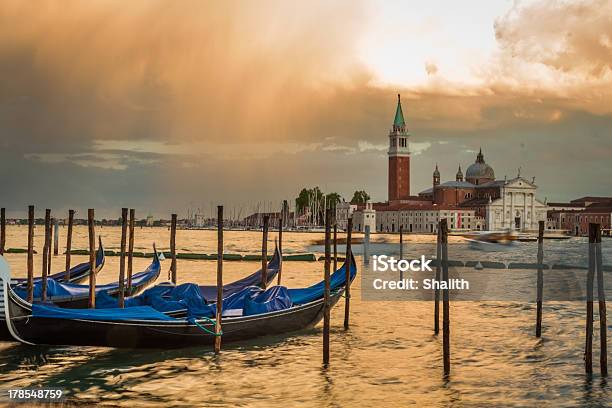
[571,196,612,204]
[437,180,475,188]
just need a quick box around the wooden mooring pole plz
[27,206,34,302]
[277,217,283,285]
[364,225,370,264]
[170,214,177,284]
[399,225,403,259]
[127,209,135,290]
[434,224,441,335]
[41,209,51,302]
[215,205,224,354]
[88,209,96,308]
[399,225,404,280]
[344,217,353,330]
[595,224,608,376]
[48,218,53,276]
[440,218,450,376]
[118,208,128,308]
[0,207,5,255]
[536,221,544,337]
[333,222,338,272]
[65,209,74,281]
[585,223,597,375]
[53,217,59,256]
[323,208,332,364]
[261,215,269,289]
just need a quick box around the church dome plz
[466,162,494,179]
[465,149,495,184]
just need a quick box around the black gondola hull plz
[6,285,342,348]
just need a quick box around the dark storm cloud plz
[0,0,610,217]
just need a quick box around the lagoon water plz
[0,226,610,406]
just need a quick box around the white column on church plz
[531,193,536,230]
[510,191,514,229]
[502,188,506,227]
[523,192,528,231]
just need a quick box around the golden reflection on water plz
[0,226,609,406]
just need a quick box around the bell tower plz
[433,164,440,187]
[388,94,411,202]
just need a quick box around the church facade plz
[339,94,548,233]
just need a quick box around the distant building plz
[193,213,207,228]
[350,202,480,233]
[337,94,549,233]
[457,176,548,231]
[335,202,357,230]
[352,201,377,232]
[547,197,612,235]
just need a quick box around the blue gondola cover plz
[243,286,293,316]
[287,259,356,305]
[14,259,160,300]
[32,303,176,321]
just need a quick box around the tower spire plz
[393,94,406,131]
[476,147,484,163]
[433,163,440,187]
[456,165,463,182]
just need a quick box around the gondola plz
[0,248,161,341]
[0,245,282,341]
[198,244,282,301]
[11,247,162,309]
[0,252,357,349]
[95,244,283,318]
[10,237,105,285]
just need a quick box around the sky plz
[0,0,611,218]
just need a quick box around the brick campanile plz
[388,94,411,202]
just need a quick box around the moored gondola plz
[0,248,161,341]
[94,244,282,317]
[12,247,161,309]
[0,252,357,348]
[10,237,105,286]
[197,243,282,301]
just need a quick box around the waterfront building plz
[352,201,377,232]
[335,201,357,230]
[547,197,612,235]
[339,94,551,233]
[374,204,479,233]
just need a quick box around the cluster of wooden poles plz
[212,207,354,360]
[0,206,138,307]
[408,219,607,378]
[0,206,355,363]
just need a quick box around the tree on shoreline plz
[350,190,370,204]
[295,187,342,225]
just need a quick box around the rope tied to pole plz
[189,317,223,336]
